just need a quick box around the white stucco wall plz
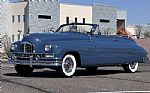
[9,2,27,42]
[117,10,127,20]
[60,3,92,25]
[117,10,127,29]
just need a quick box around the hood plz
[22,32,67,43]
[22,32,87,44]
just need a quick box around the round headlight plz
[11,44,17,51]
[45,45,52,52]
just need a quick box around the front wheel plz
[15,65,34,76]
[123,62,139,73]
[61,54,77,77]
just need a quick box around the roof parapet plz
[28,0,59,2]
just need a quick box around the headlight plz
[11,44,17,51]
[44,45,52,52]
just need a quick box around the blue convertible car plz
[10,23,149,77]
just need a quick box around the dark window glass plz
[83,18,85,24]
[18,15,20,22]
[66,17,69,24]
[18,35,20,41]
[75,17,77,23]
[12,35,14,42]
[100,19,110,23]
[0,36,2,48]
[38,15,51,19]
[12,15,15,23]
[23,15,25,22]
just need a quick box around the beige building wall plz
[60,3,92,25]
[127,26,137,39]
[9,2,27,42]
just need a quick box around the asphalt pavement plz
[1,61,150,93]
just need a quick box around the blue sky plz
[60,0,150,24]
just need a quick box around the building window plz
[0,36,2,48]
[100,19,110,23]
[23,15,25,22]
[18,35,20,41]
[75,17,77,23]
[12,35,14,42]
[18,15,20,22]
[12,15,15,23]
[38,15,51,19]
[83,18,85,24]
[66,17,69,24]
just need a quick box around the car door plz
[93,35,124,65]
[78,35,97,66]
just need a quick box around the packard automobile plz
[10,23,149,77]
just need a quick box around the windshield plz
[56,23,100,34]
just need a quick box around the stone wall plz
[0,1,9,36]
[0,1,9,53]
[26,0,60,33]
[92,4,117,35]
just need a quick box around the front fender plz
[50,41,81,59]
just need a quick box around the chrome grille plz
[21,42,34,53]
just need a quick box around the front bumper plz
[11,53,62,68]
[142,54,149,63]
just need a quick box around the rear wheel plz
[123,62,139,73]
[15,65,34,76]
[61,54,77,77]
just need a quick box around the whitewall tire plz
[62,54,77,77]
[123,62,139,73]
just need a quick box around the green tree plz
[143,31,150,38]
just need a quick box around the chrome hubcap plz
[63,58,74,73]
[130,63,137,69]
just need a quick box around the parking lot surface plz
[1,62,150,93]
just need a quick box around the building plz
[127,24,150,39]
[0,0,127,53]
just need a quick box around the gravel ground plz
[136,38,150,58]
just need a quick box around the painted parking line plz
[1,64,14,68]
[90,91,150,93]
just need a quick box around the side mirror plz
[98,32,101,35]
[91,28,95,33]
[91,28,95,35]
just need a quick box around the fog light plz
[45,54,54,58]
[11,44,17,51]
[45,45,52,52]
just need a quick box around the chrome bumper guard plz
[12,53,62,68]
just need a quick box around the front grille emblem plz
[21,42,34,53]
